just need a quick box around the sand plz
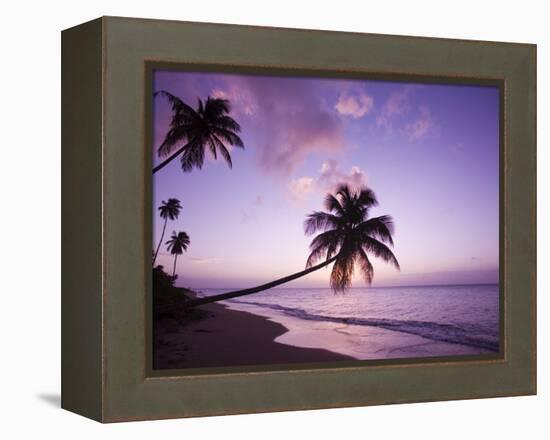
[228,301,496,361]
[153,302,356,370]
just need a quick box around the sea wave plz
[227,299,499,352]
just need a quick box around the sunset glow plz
[152,71,499,289]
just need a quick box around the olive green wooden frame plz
[61,16,536,423]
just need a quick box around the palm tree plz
[153,91,244,174]
[185,184,399,308]
[153,198,182,265]
[166,231,191,279]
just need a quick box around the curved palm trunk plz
[184,255,337,308]
[172,254,179,278]
[152,142,189,174]
[152,218,168,265]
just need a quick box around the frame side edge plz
[61,17,104,422]
[530,43,537,395]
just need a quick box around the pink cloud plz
[212,87,256,116]
[404,106,434,141]
[211,88,228,99]
[289,160,368,201]
[288,177,315,201]
[211,76,345,174]
[376,86,435,141]
[190,257,221,265]
[334,92,374,118]
[154,72,350,174]
[317,159,368,191]
[376,86,413,130]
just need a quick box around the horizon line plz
[182,281,500,291]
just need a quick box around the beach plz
[153,284,499,370]
[153,301,355,370]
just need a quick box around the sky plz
[152,70,500,289]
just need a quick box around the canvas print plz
[151,69,501,371]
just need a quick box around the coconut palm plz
[153,198,182,265]
[153,91,244,174]
[166,231,191,279]
[185,184,399,307]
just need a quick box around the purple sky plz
[152,70,500,289]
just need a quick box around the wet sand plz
[153,302,356,370]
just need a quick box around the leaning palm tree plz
[185,184,399,308]
[166,231,191,279]
[153,91,244,174]
[153,198,182,265]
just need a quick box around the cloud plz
[212,87,256,116]
[334,92,374,118]
[211,88,228,99]
[210,76,346,175]
[289,160,368,202]
[375,86,434,141]
[288,177,315,201]
[404,106,434,141]
[376,86,413,130]
[318,159,368,191]
[190,257,221,264]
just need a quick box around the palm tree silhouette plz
[166,231,191,279]
[153,198,182,265]
[153,91,244,174]
[185,184,399,307]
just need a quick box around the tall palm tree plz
[153,91,244,174]
[166,231,191,279]
[153,198,182,265]
[185,184,399,307]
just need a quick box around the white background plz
[0,0,546,438]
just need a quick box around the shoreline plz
[226,300,497,360]
[153,301,356,370]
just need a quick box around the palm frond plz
[306,245,328,269]
[213,127,244,148]
[180,140,205,172]
[324,193,345,216]
[330,246,355,292]
[304,212,342,235]
[208,137,218,160]
[306,229,343,267]
[335,183,353,202]
[218,143,233,169]
[356,187,379,209]
[158,198,182,220]
[302,184,399,293]
[166,231,191,255]
[155,92,244,173]
[154,90,196,117]
[177,231,191,249]
[363,237,400,270]
[358,215,395,246]
[214,115,242,132]
[211,135,233,168]
[157,125,191,157]
[205,97,231,117]
[356,248,374,285]
[197,98,205,115]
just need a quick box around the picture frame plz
[61,16,536,422]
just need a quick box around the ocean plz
[198,284,500,361]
